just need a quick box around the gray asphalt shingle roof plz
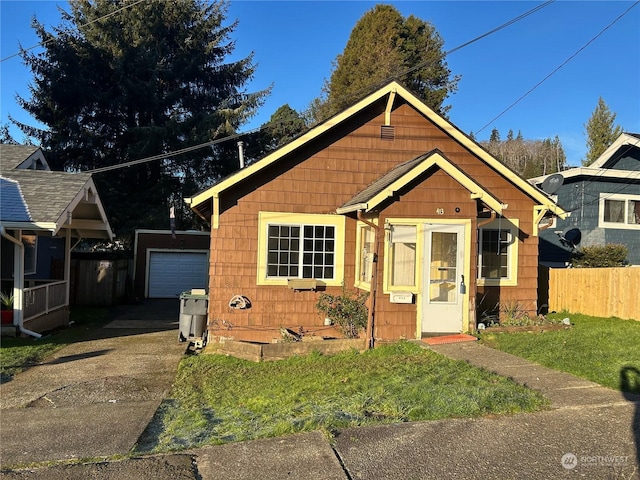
[340,152,433,211]
[1,169,92,225]
[0,144,41,172]
[1,144,92,225]
[0,177,32,222]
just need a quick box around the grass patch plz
[0,307,109,379]
[480,313,640,392]
[137,341,548,453]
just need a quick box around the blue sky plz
[1,1,639,166]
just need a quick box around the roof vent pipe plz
[237,141,245,169]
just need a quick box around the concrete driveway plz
[0,300,187,466]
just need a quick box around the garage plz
[133,230,210,300]
[147,250,209,298]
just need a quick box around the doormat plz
[423,334,477,346]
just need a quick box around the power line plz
[316,1,556,121]
[87,129,258,174]
[475,0,640,135]
[0,0,147,63]
[81,1,556,174]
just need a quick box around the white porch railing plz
[23,281,68,322]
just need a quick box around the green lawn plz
[0,307,108,380]
[136,341,548,453]
[479,313,640,393]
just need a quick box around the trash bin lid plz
[180,289,208,299]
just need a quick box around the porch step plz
[423,334,477,346]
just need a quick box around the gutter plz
[0,226,42,338]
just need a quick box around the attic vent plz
[381,125,395,140]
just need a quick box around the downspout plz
[477,210,496,228]
[357,211,379,350]
[0,226,42,338]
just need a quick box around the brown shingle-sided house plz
[186,81,567,345]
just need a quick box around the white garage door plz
[147,251,208,298]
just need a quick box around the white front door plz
[421,224,465,333]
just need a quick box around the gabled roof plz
[187,81,567,223]
[590,132,640,169]
[0,145,113,239]
[0,144,50,172]
[337,150,507,215]
[530,132,640,185]
[530,167,640,185]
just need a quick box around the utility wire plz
[81,1,555,174]
[88,129,257,174]
[0,0,146,63]
[475,0,640,135]
[316,1,556,120]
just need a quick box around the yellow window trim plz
[354,219,377,291]
[477,218,519,287]
[382,218,425,294]
[256,212,345,287]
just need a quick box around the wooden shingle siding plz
[201,86,549,342]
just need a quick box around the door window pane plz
[429,232,457,303]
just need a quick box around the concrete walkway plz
[1,321,639,479]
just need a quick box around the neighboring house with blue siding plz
[530,132,640,267]
[1,144,113,335]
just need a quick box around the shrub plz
[570,244,627,268]
[316,288,369,338]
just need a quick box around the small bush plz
[570,244,627,268]
[316,288,369,338]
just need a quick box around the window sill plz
[598,222,640,230]
[287,279,321,290]
[477,278,518,287]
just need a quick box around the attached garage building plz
[133,230,210,299]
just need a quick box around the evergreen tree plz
[243,104,308,163]
[14,0,268,241]
[311,4,459,122]
[0,125,18,145]
[583,97,623,166]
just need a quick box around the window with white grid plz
[258,212,345,285]
[266,224,335,279]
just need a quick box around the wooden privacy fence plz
[69,258,130,306]
[548,267,640,320]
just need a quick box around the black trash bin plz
[179,289,208,347]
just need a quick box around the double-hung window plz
[477,219,518,286]
[257,212,345,286]
[599,193,640,229]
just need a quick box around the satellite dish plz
[541,173,564,194]
[557,227,581,249]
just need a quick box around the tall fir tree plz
[583,97,623,166]
[311,4,459,122]
[14,0,268,241]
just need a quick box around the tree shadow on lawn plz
[620,366,640,472]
